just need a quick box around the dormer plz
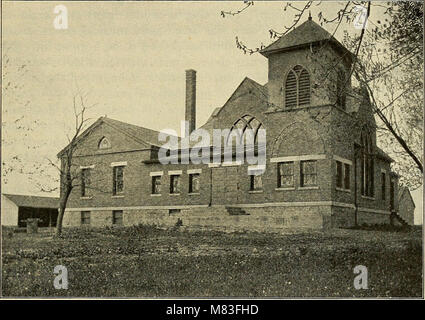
[260,16,355,110]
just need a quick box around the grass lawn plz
[1,225,422,297]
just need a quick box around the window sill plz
[150,194,161,197]
[249,190,263,194]
[80,196,93,200]
[275,187,295,191]
[170,193,181,196]
[361,195,375,200]
[299,186,319,190]
[111,195,124,198]
[336,187,351,193]
[188,193,200,196]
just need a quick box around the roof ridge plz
[102,117,163,135]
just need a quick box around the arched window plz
[226,115,263,146]
[285,65,311,108]
[360,129,374,197]
[98,137,111,150]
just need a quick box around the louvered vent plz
[285,71,297,108]
[285,65,311,108]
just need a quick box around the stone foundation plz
[63,205,329,231]
[63,204,391,231]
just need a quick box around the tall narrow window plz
[344,163,350,190]
[81,211,91,225]
[277,162,294,188]
[336,161,350,190]
[390,179,395,210]
[336,161,343,188]
[300,160,317,187]
[250,174,263,191]
[81,168,91,197]
[189,173,200,194]
[285,65,311,108]
[113,166,124,195]
[170,175,181,194]
[381,172,386,200]
[151,176,162,194]
[361,129,374,197]
[112,210,123,226]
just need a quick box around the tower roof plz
[260,18,353,58]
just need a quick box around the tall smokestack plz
[185,69,196,136]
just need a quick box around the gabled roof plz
[2,194,59,209]
[102,117,173,147]
[260,17,353,59]
[198,77,268,132]
[57,116,180,157]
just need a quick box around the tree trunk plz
[55,189,71,237]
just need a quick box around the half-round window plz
[226,115,264,146]
[285,65,311,108]
[98,137,111,150]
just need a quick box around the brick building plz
[60,18,400,231]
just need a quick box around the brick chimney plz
[185,69,196,136]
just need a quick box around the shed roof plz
[3,194,59,209]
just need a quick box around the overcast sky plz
[2,1,422,223]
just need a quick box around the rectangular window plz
[344,163,350,190]
[169,209,181,215]
[277,162,294,188]
[151,176,162,194]
[112,210,123,226]
[81,211,91,225]
[113,166,124,195]
[189,173,200,193]
[250,174,263,191]
[361,156,374,197]
[300,160,317,187]
[369,159,374,197]
[170,175,181,194]
[336,161,350,190]
[381,172,386,200]
[336,161,343,188]
[81,168,91,197]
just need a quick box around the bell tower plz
[259,17,354,110]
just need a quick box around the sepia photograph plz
[1,0,423,302]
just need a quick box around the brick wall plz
[62,41,395,230]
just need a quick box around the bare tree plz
[42,93,97,237]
